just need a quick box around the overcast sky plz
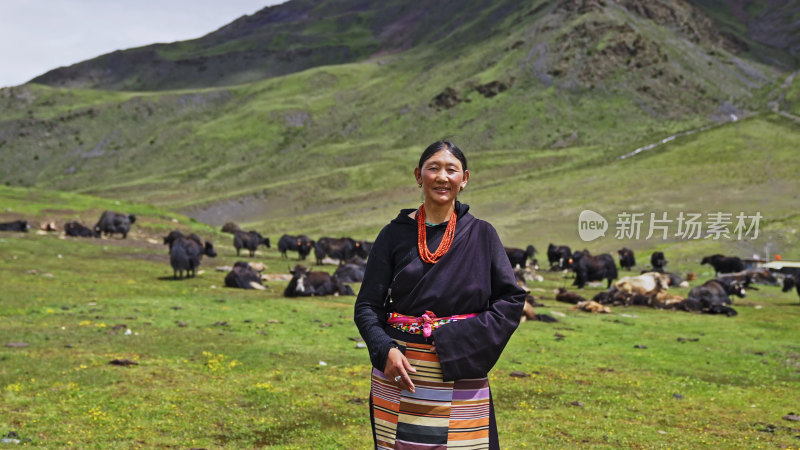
[0,0,287,88]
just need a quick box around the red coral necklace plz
[417,204,457,264]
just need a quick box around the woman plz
[354,140,526,449]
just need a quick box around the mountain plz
[29,0,800,91]
[32,0,547,91]
[2,0,799,254]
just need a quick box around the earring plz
[418,183,422,188]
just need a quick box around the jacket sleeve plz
[353,225,398,372]
[432,224,526,381]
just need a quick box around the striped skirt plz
[370,340,492,449]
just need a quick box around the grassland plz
[2,0,799,446]
[1,190,799,448]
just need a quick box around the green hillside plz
[2,110,798,260]
[1,0,798,257]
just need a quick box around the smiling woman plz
[414,142,470,220]
[354,140,527,449]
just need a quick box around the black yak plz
[617,247,636,271]
[572,250,618,289]
[225,261,264,289]
[283,264,352,297]
[650,251,667,272]
[314,237,363,265]
[278,234,314,260]
[701,254,745,275]
[94,211,136,239]
[547,243,572,270]
[0,220,31,232]
[169,236,217,279]
[233,230,271,257]
[506,245,537,269]
[64,221,97,237]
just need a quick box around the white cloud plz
[0,0,287,88]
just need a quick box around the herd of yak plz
[2,214,799,315]
[520,244,800,317]
[0,214,366,298]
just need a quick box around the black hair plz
[418,140,468,171]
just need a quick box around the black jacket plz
[353,202,526,381]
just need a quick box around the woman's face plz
[414,150,469,207]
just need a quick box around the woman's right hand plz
[384,347,417,393]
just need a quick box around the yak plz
[547,243,572,270]
[687,278,746,306]
[163,230,186,250]
[233,230,271,257]
[716,268,778,288]
[169,235,217,279]
[333,263,366,283]
[0,220,31,232]
[612,272,671,295]
[617,247,636,271]
[94,211,136,239]
[314,237,365,265]
[572,250,618,289]
[701,254,745,275]
[225,261,264,289]
[64,221,97,237]
[506,245,537,269]
[650,251,667,272]
[221,222,241,234]
[283,264,353,297]
[278,234,314,260]
[783,275,800,301]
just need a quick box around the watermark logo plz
[578,210,608,241]
[577,210,762,241]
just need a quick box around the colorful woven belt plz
[387,310,477,338]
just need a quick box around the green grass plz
[0,84,138,121]
[1,214,798,448]
[1,2,799,444]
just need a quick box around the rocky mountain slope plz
[29,0,798,91]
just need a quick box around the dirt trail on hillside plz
[618,118,736,160]
[768,70,800,123]
[620,70,800,160]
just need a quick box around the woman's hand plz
[384,347,417,393]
